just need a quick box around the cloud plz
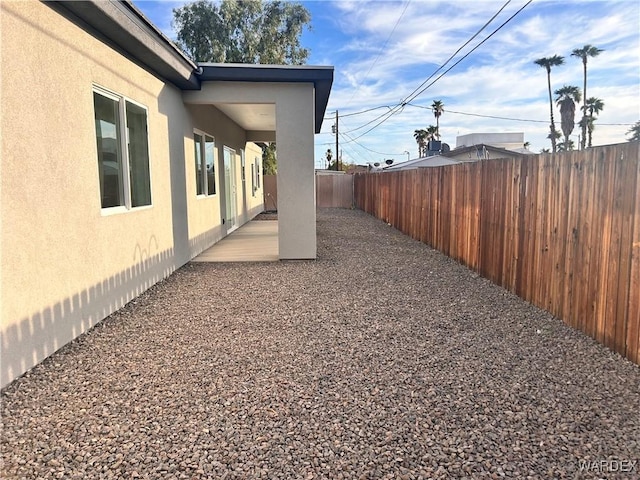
[130,0,639,161]
[318,0,639,159]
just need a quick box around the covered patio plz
[183,64,333,260]
[192,219,278,262]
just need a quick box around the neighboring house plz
[383,156,460,171]
[443,144,535,163]
[456,132,527,151]
[1,0,333,387]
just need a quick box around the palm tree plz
[582,97,604,147]
[555,85,581,149]
[557,139,575,152]
[534,55,565,152]
[426,125,438,148]
[547,129,562,150]
[431,100,444,139]
[571,45,603,150]
[413,129,427,157]
[627,121,640,142]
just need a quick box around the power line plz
[324,105,394,120]
[401,1,533,107]
[324,102,635,127]
[340,130,408,157]
[393,0,514,114]
[406,103,635,126]
[408,103,547,123]
[343,0,532,141]
[339,0,514,136]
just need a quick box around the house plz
[455,132,527,151]
[383,156,461,171]
[443,144,535,163]
[0,0,333,387]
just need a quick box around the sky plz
[133,0,640,168]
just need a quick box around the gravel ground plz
[2,208,639,480]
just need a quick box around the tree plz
[325,148,333,169]
[627,121,640,142]
[547,128,561,151]
[555,85,581,149]
[413,129,427,157]
[582,97,604,147]
[534,55,565,152]
[571,45,603,150]
[328,155,350,171]
[173,0,311,64]
[262,143,277,174]
[557,139,575,152]
[431,100,444,139]
[426,125,438,144]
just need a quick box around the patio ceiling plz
[197,63,333,134]
[215,103,276,131]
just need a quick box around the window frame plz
[193,129,217,197]
[93,85,152,214]
[255,157,261,189]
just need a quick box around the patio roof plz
[198,64,333,134]
[51,1,334,133]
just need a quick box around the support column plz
[275,84,316,259]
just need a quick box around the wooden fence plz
[263,173,354,210]
[316,173,354,208]
[354,142,640,365]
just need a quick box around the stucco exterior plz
[2,0,176,387]
[183,81,318,259]
[1,1,317,388]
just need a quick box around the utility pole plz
[335,110,339,171]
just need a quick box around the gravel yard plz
[2,208,639,479]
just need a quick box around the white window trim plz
[255,157,261,189]
[194,129,217,198]
[93,85,153,214]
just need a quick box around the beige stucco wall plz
[242,142,266,222]
[185,104,264,255]
[0,1,263,387]
[183,81,316,259]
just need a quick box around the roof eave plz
[50,0,200,90]
[198,64,334,133]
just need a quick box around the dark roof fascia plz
[443,144,526,158]
[198,63,334,133]
[51,0,200,90]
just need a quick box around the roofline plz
[50,0,200,89]
[50,1,334,131]
[443,144,530,158]
[198,64,334,133]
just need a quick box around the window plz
[251,163,255,197]
[250,157,261,197]
[255,157,261,188]
[93,88,151,209]
[240,149,246,183]
[194,131,216,195]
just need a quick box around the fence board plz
[626,143,640,364]
[354,143,640,364]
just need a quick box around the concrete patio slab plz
[191,220,278,262]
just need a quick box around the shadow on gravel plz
[2,208,639,479]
